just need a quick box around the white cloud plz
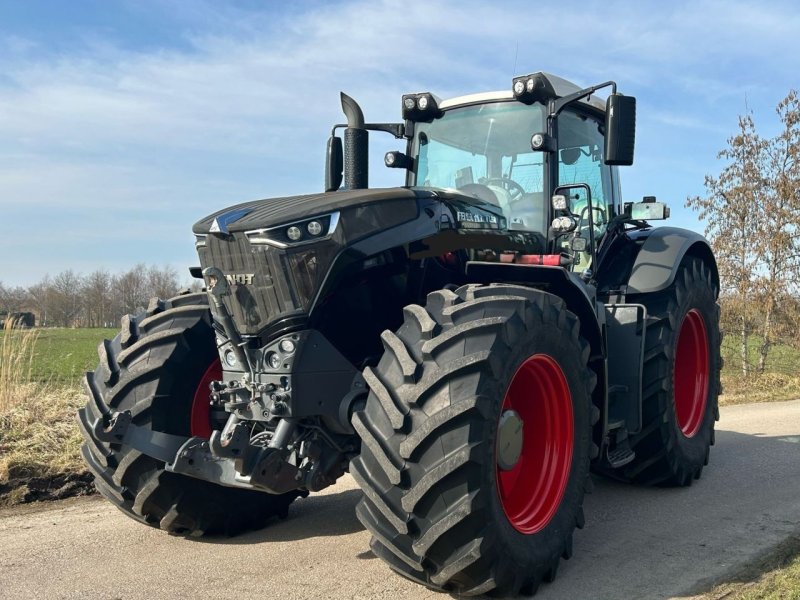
[0,0,799,284]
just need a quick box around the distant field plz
[2,326,798,399]
[0,328,116,385]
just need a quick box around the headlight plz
[245,212,340,247]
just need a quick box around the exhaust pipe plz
[340,92,368,189]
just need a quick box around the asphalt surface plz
[1,400,798,600]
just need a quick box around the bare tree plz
[0,281,29,315]
[687,114,766,375]
[112,264,149,320]
[755,90,800,372]
[147,265,179,300]
[27,276,52,327]
[83,270,113,328]
[49,270,85,327]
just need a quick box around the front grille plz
[197,233,303,335]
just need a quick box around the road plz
[1,400,798,600]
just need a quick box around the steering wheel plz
[483,177,526,203]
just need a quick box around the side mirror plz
[604,94,636,166]
[325,135,343,192]
[627,200,670,221]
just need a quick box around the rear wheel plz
[351,284,596,596]
[622,257,721,485]
[77,292,300,536]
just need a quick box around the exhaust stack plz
[340,92,368,190]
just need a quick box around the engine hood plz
[192,186,509,235]
[193,187,422,234]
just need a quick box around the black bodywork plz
[181,182,717,493]
[94,75,718,496]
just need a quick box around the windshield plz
[410,101,548,233]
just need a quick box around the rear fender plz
[626,227,719,295]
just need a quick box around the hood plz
[192,187,419,235]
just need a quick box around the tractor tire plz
[350,284,597,596]
[77,292,300,536]
[622,257,721,486]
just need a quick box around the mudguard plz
[626,227,719,294]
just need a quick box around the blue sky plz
[1,0,799,286]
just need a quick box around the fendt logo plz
[226,273,255,285]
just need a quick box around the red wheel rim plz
[190,358,221,438]
[673,309,709,438]
[496,354,574,534]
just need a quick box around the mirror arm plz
[330,123,405,138]
[364,123,405,138]
[549,80,617,118]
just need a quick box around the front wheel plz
[350,284,597,596]
[77,292,300,536]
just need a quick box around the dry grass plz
[0,322,39,411]
[0,322,87,504]
[695,535,800,600]
[720,372,800,406]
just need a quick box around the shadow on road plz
[197,488,365,546]
[171,428,798,599]
[537,429,800,600]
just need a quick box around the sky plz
[1,0,799,287]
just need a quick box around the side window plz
[557,111,613,235]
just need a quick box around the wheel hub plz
[496,410,524,471]
[496,354,574,535]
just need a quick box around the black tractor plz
[78,71,720,596]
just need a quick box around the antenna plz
[512,41,519,76]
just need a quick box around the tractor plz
[78,71,720,596]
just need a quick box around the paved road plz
[1,401,798,600]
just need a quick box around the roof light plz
[401,92,441,122]
[512,72,558,105]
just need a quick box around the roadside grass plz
[697,534,800,600]
[0,326,111,505]
[720,337,800,405]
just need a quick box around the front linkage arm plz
[91,411,306,494]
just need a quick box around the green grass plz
[721,336,800,376]
[0,328,116,385]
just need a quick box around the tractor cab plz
[400,73,635,273]
[327,72,639,276]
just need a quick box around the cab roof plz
[438,72,607,113]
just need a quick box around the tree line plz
[687,90,800,376]
[0,265,201,328]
